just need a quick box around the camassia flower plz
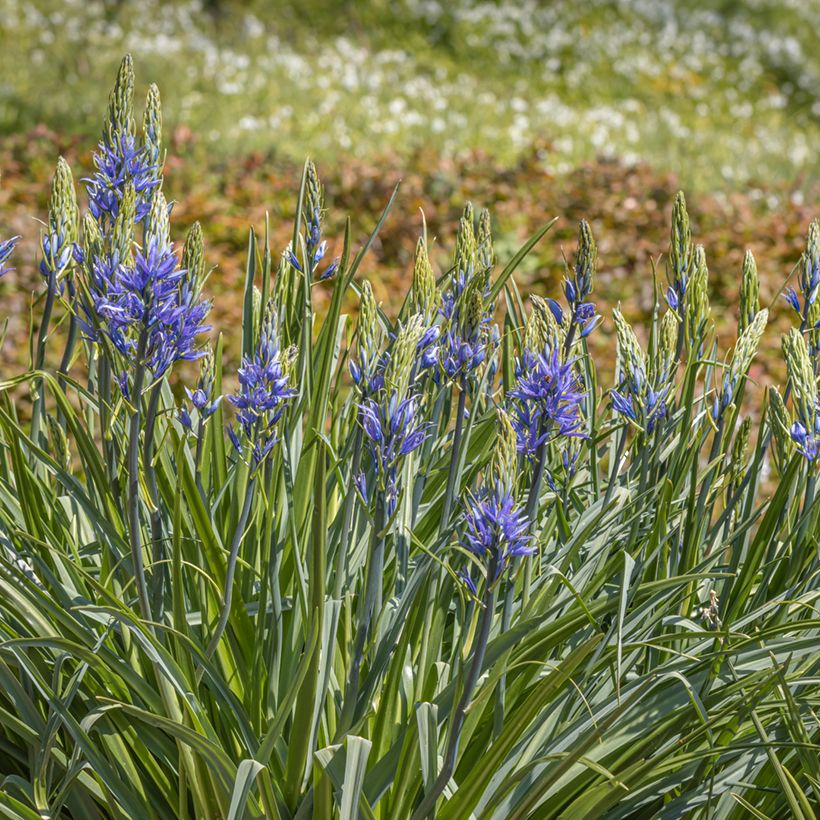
[546,220,601,341]
[610,309,671,433]
[179,348,222,430]
[93,192,211,382]
[461,489,532,581]
[0,235,20,278]
[227,309,296,466]
[508,344,586,455]
[357,316,432,514]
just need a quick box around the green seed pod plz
[659,310,679,378]
[527,295,562,351]
[476,208,494,277]
[454,213,476,278]
[726,309,767,399]
[488,408,518,497]
[685,245,709,352]
[50,157,79,246]
[143,83,163,170]
[729,416,751,487]
[461,279,485,339]
[182,222,206,286]
[105,54,135,145]
[613,308,646,384]
[304,159,323,227]
[411,237,438,319]
[358,279,379,366]
[739,251,759,335]
[783,329,816,424]
[670,191,693,294]
[575,219,597,296]
[146,189,170,250]
[81,213,103,275]
[111,182,136,264]
[767,386,794,468]
[385,314,426,398]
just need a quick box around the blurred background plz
[0,0,818,383]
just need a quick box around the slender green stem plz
[337,492,386,735]
[143,382,165,611]
[495,438,546,734]
[204,475,257,660]
[411,558,497,820]
[440,379,467,532]
[30,270,58,446]
[127,326,152,624]
[333,423,363,599]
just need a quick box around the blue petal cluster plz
[610,362,671,433]
[39,230,73,280]
[93,235,211,379]
[227,316,296,465]
[461,489,532,580]
[84,133,159,224]
[287,206,340,281]
[0,235,20,278]
[508,346,586,455]
[790,397,820,462]
[358,392,429,514]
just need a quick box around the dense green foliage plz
[0,55,819,820]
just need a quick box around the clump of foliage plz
[0,56,818,819]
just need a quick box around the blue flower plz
[39,230,73,280]
[790,417,820,462]
[461,489,532,580]
[508,346,586,454]
[84,133,160,225]
[92,233,211,378]
[0,235,20,278]
[227,313,296,466]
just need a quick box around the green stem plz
[411,558,497,820]
[337,492,386,735]
[204,476,257,661]
[127,326,152,624]
[440,380,468,533]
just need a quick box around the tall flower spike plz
[546,220,600,340]
[461,489,532,582]
[105,54,135,146]
[729,416,752,487]
[40,158,78,281]
[783,329,816,425]
[350,280,384,394]
[488,409,518,497]
[142,83,163,172]
[668,191,693,312]
[713,309,767,419]
[685,245,709,354]
[783,329,820,463]
[85,55,159,225]
[739,251,759,335]
[228,307,296,467]
[610,308,671,433]
[509,344,586,454]
[182,222,206,287]
[411,237,438,320]
[657,310,679,381]
[181,346,222,429]
[768,386,795,468]
[476,208,494,285]
[384,314,426,400]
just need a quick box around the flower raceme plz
[461,489,532,583]
[227,308,296,466]
[91,192,212,383]
[509,344,586,455]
